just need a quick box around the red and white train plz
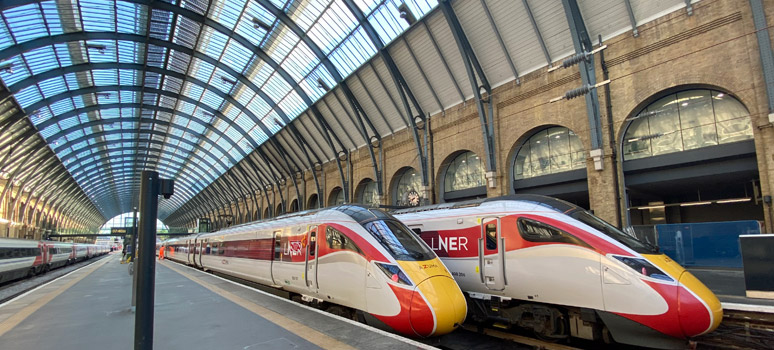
[161,205,467,337]
[0,238,109,284]
[394,195,722,349]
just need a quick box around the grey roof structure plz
[0,0,692,230]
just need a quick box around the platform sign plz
[198,218,211,233]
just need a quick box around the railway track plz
[0,254,112,305]
[694,309,774,349]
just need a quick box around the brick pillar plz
[587,149,622,227]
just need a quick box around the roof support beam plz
[623,0,639,37]
[440,0,497,177]
[522,0,552,65]
[561,0,604,151]
[342,0,430,202]
[480,0,520,83]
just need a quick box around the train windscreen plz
[364,220,436,261]
[570,211,658,254]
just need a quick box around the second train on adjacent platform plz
[162,205,467,337]
[394,195,723,349]
[0,238,109,284]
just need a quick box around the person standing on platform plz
[158,245,165,260]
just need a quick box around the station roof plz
[0,0,691,227]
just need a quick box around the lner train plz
[394,195,722,349]
[0,238,108,284]
[162,205,467,337]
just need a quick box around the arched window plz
[356,179,380,207]
[393,167,422,206]
[307,194,319,209]
[444,151,485,192]
[328,187,345,206]
[514,127,585,179]
[276,203,284,216]
[263,207,271,219]
[623,90,752,160]
[289,199,299,213]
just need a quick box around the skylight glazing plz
[0,0,440,217]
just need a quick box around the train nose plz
[677,271,723,337]
[409,276,467,337]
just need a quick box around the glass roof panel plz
[116,1,147,35]
[3,3,47,45]
[209,0,247,31]
[81,0,116,32]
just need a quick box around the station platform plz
[0,253,434,350]
[689,267,774,312]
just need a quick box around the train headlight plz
[375,262,414,286]
[612,255,674,282]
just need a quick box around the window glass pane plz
[677,90,717,150]
[548,127,570,173]
[647,94,683,156]
[528,130,550,177]
[395,168,421,206]
[445,151,484,192]
[712,91,753,143]
[568,130,585,169]
[623,113,652,160]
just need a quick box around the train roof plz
[392,194,583,215]
[167,204,397,242]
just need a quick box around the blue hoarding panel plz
[656,221,761,268]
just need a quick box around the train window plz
[274,232,281,260]
[364,220,435,261]
[485,224,497,250]
[569,211,657,254]
[518,218,592,249]
[326,226,363,255]
[309,232,316,257]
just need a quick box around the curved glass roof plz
[0,0,439,219]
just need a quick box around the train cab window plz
[364,220,435,261]
[326,226,363,254]
[485,224,497,250]
[518,218,592,249]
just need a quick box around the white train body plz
[395,195,723,349]
[163,205,467,337]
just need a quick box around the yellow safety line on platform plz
[0,256,113,337]
[162,261,357,350]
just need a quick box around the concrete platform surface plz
[0,254,434,350]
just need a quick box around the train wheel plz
[326,305,354,320]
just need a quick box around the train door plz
[186,239,194,265]
[271,231,281,285]
[305,226,319,292]
[479,217,506,291]
[197,239,207,268]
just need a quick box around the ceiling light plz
[680,201,712,207]
[716,198,751,204]
[397,3,416,25]
[86,44,107,54]
[252,17,271,32]
[317,78,329,91]
[0,62,13,74]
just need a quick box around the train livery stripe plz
[0,255,110,337]
[162,261,357,350]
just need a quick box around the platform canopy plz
[0,0,692,226]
